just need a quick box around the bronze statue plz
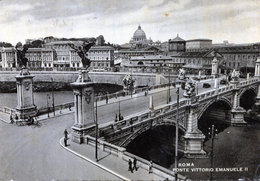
[68,41,96,69]
[15,42,28,68]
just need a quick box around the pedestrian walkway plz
[60,137,169,181]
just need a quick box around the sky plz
[0,0,260,46]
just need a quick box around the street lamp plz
[95,97,98,162]
[167,68,171,104]
[208,124,218,181]
[174,85,180,181]
[46,94,50,117]
[196,81,199,95]
[51,78,55,116]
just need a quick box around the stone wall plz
[0,71,158,87]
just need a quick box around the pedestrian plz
[106,95,108,104]
[133,157,138,171]
[10,114,14,124]
[115,113,118,122]
[148,160,153,174]
[64,129,68,147]
[128,159,133,173]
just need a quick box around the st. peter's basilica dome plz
[133,25,147,41]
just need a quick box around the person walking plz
[148,160,153,174]
[10,114,13,124]
[128,159,133,173]
[64,129,68,147]
[106,94,108,104]
[133,157,138,171]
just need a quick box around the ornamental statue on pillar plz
[15,42,37,122]
[178,68,186,81]
[229,69,240,85]
[228,69,247,125]
[182,78,207,158]
[69,40,97,144]
[183,79,196,98]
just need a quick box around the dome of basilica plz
[133,25,147,40]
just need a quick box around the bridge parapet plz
[99,99,189,147]
[83,135,187,180]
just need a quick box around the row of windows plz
[91,57,109,60]
[89,50,110,54]
[224,54,256,60]
[92,62,110,67]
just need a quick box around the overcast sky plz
[0,0,260,45]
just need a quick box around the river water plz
[126,120,260,180]
[0,91,73,110]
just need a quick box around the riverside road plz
[0,114,120,181]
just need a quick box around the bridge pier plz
[231,87,247,125]
[183,103,207,158]
[15,67,37,122]
[71,69,96,144]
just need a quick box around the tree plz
[31,40,43,48]
[0,42,13,47]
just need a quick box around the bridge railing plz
[123,151,187,180]
[101,98,189,144]
[85,135,126,158]
[37,102,74,116]
[196,78,259,102]
[83,135,186,180]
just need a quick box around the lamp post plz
[174,86,180,181]
[118,95,121,121]
[208,124,218,181]
[131,62,133,97]
[51,78,55,116]
[167,68,171,104]
[46,94,50,117]
[95,97,98,162]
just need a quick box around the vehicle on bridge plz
[203,83,211,88]
[220,79,227,85]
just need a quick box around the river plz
[0,91,74,110]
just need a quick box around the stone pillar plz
[214,78,219,89]
[254,55,260,103]
[247,73,250,80]
[15,67,37,122]
[183,103,207,158]
[254,55,260,77]
[149,95,154,110]
[71,69,96,144]
[198,70,201,80]
[211,57,218,78]
[231,88,246,125]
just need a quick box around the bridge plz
[81,76,259,159]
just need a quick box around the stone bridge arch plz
[238,86,257,110]
[197,97,232,120]
[197,98,232,137]
[119,119,186,148]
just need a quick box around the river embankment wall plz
[0,71,158,86]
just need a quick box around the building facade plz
[168,35,186,54]
[88,46,115,70]
[0,41,115,71]
[186,39,212,51]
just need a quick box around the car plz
[220,79,227,85]
[239,73,247,78]
[203,83,211,88]
[192,77,200,81]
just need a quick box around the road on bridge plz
[0,114,121,181]
[96,78,218,126]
